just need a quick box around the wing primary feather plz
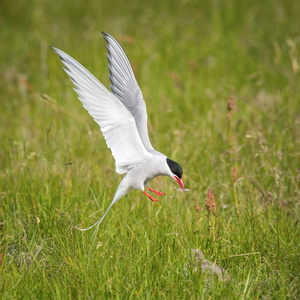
[101,33,155,152]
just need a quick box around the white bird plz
[51,32,185,233]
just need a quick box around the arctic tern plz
[51,32,185,232]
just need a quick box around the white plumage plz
[51,32,185,234]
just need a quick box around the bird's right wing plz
[51,47,152,174]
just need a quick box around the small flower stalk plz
[226,95,240,215]
[231,167,239,214]
[194,189,218,241]
[205,188,216,216]
[194,198,201,230]
[227,95,236,147]
[205,188,218,241]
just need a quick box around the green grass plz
[1,0,300,298]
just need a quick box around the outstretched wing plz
[51,47,151,174]
[102,32,154,152]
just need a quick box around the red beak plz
[174,176,185,191]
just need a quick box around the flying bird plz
[51,32,185,232]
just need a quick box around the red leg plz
[148,187,165,196]
[143,190,158,202]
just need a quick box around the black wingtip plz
[102,32,110,44]
[102,32,109,40]
[49,46,58,54]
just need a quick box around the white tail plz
[75,177,130,236]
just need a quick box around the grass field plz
[1,0,300,298]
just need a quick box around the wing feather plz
[102,32,154,152]
[51,47,151,174]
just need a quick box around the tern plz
[51,32,185,232]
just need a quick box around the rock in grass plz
[190,248,231,282]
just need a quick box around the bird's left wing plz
[102,32,154,153]
[51,47,152,174]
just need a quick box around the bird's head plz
[166,158,185,191]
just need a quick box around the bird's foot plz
[143,190,158,202]
[148,187,165,196]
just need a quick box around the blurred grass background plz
[0,0,299,298]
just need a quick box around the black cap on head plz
[166,158,183,179]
